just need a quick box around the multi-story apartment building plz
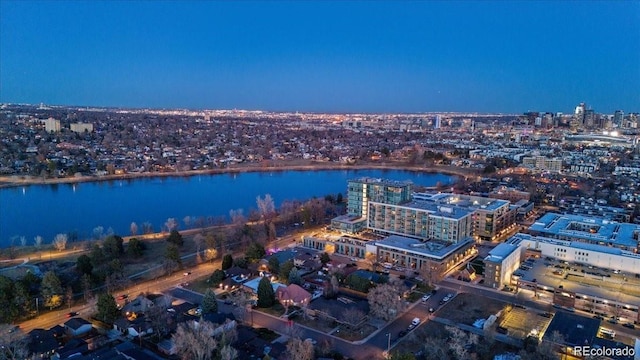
[413,193,516,241]
[332,178,412,234]
[367,201,473,243]
[70,122,94,133]
[521,156,563,173]
[43,117,61,133]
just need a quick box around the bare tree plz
[229,209,245,225]
[367,281,407,321]
[285,337,314,360]
[445,325,478,360]
[93,226,105,240]
[34,235,43,259]
[149,303,173,340]
[130,222,138,236]
[342,308,366,329]
[419,336,449,359]
[19,236,26,247]
[34,235,43,248]
[219,345,238,360]
[53,233,68,251]
[0,324,30,360]
[172,320,218,360]
[142,222,153,234]
[165,218,178,232]
[194,233,205,261]
[256,194,276,222]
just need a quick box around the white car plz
[421,294,431,302]
[411,317,421,326]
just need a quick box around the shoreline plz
[0,160,479,189]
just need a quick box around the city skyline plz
[1,1,639,114]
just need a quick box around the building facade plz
[484,241,522,289]
[367,201,473,243]
[375,235,476,283]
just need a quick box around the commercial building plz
[528,213,640,252]
[483,240,522,289]
[482,232,640,323]
[374,235,476,282]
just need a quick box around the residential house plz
[64,318,93,338]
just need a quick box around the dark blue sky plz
[1,1,638,114]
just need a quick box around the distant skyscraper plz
[574,102,586,126]
[434,115,441,129]
[614,110,624,127]
[584,109,595,128]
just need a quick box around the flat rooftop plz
[511,248,640,307]
[543,312,600,347]
[485,242,520,263]
[381,200,473,220]
[332,214,367,224]
[529,212,640,248]
[349,177,412,187]
[413,192,510,211]
[374,235,474,260]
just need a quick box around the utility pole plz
[386,332,391,357]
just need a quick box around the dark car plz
[496,326,508,334]
[398,330,408,338]
[593,315,605,320]
[539,312,552,318]
[66,312,78,318]
[622,323,635,329]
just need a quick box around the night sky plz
[1,1,638,113]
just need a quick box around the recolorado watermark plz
[573,345,635,358]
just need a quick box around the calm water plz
[0,169,455,247]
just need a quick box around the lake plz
[0,169,455,248]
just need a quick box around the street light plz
[386,332,391,356]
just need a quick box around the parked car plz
[622,323,635,329]
[428,307,435,313]
[66,312,78,318]
[411,317,421,326]
[421,294,431,302]
[398,330,408,338]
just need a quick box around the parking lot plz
[499,307,552,339]
[511,256,640,314]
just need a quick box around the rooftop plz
[413,192,510,211]
[543,311,600,347]
[374,235,474,260]
[349,177,413,187]
[529,213,640,248]
[484,242,520,263]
